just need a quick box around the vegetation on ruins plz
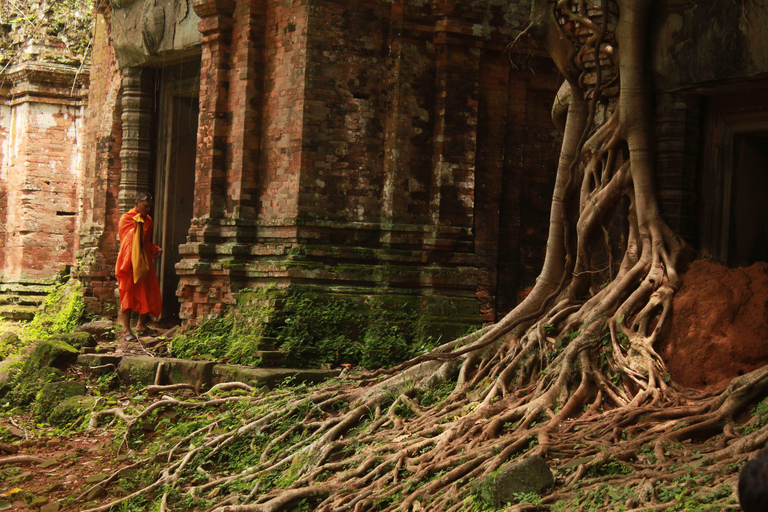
[0,0,93,69]
[170,288,455,370]
[0,1,764,511]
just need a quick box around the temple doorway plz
[153,61,200,320]
[699,86,768,267]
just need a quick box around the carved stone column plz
[118,66,155,213]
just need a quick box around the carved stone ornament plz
[141,0,166,55]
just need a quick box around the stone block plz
[77,353,123,373]
[475,456,554,507]
[157,358,216,389]
[26,339,79,371]
[75,320,118,342]
[34,381,88,422]
[48,332,96,350]
[117,356,162,386]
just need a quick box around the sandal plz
[123,333,138,342]
[137,327,158,336]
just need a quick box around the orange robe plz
[116,208,162,317]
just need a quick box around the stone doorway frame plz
[698,84,768,265]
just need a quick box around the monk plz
[115,191,163,342]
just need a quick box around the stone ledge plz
[0,305,38,321]
[77,354,340,390]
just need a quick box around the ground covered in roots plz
[0,259,766,512]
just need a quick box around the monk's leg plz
[121,309,134,339]
[136,313,149,333]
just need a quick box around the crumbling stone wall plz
[72,7,124,318]
[0,61,88,317]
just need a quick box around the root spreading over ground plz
[78,1,768,511]
[80,260,768,512]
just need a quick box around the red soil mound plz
[661,259,768,391]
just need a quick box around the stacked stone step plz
[0,282,49,320]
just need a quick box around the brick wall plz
[0,61,88,309]
[0,101,9,277]
[168,0,563,325]
[73,9,124,317]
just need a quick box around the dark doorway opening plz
[154,61,200,321]
[698,88,768,267]
[728,133,768,267]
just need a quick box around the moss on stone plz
[4,367,66,407]
[49,395,99,427]
[0,332,22,360]
[47,332,96,350]
[34,380,87,421]
[24,339,79,371]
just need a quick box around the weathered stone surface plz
[77,353,123,369]
[477,456,554,507]
[75,320,117,341]
[211,365,339,389]
[40,501,61,512]
[109,0,201,68]
[0,332,20,347]
[48,332,96,350]
[40,457,62,469]
[0,58,88,302]
[86,472,109,484]
[26,339,79,371]
[117,356,162,386]
[156,358,215,388]
[0,356,24,394]
[85,484,107,501]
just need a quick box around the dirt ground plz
[663,259,768,391]
[0,427,131,511]
[0,331,172,511]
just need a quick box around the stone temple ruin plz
[1,1,767,341]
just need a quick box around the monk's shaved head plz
[135,191,153,203]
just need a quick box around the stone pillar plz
[190,0,234,224]
[429,9,481,248]
[0,61,89,318]
[118,66,155,213]
[225,0,265,221]
[176,0,236,323]
[380,0,434,233]
[655,92,701,245]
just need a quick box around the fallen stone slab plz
[211,365,340,389]
[75,320,118,342]
[116,356,160,386]
[79,354,340,391]
[116,356,216,388]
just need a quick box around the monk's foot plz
[123,333,137,342]
[137,327,158,336]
